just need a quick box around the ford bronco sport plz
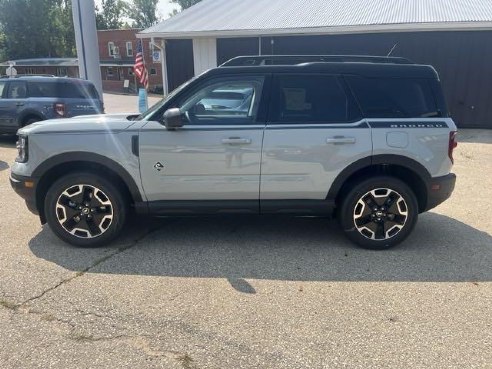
[10,55,457,250]
[0,76,103,134]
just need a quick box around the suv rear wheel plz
[44,172,127,247]
[338,176,418,250]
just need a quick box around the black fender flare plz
[327,154,432,200]
[32,152,143,202]
[17,109,46,125]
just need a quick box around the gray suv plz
[10,56,457,250]
[0,76,103,134]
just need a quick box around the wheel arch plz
[18,110,46,126]
[328,155,431,213]
[33,152,143,222]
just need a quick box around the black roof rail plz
[221,55,414,67]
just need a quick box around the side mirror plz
[163,108,183,130]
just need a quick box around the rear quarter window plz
[347,77,440,118]
[60,82,100,99]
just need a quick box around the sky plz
[94,0,179,21]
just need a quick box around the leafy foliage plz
[170,0,202,10]
[126,0,159,28]
[96,0,128,30]
[0,0,75,60]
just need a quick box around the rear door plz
[260,74,372,211]
[0,80,27,130]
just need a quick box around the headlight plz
[15,136,28,163]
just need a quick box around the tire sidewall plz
[339,176,419,250]
[45,172,127,247]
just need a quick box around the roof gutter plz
[136,21,492,39]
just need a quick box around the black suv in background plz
[0,76,103,134]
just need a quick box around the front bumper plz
[9,172,39,215]
[425,173,456,211]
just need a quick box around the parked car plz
[10,55,457,250]
[0,76,103,134]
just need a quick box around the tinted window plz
[27,81,100,99]
[27,82,58,98]
[60,82,100,99]
[7,81,27,99]
[0,81,6,98]
[348,77,439,118]
[272,75,361,123]
[179,76,264,125]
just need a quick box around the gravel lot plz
[0,98,491,368]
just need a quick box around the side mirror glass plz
[163,108,183,130]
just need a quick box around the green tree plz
[0,0,75,59]
[127,0,159,28]
[0,30,6,62]
[96,0,128,30]
[170,0,201,10]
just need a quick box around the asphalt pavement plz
[0,98,491,368]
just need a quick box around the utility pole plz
[71,0,103,101]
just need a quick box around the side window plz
[347,77,439,118]
[27,82,57,98]
[0,81,6,98]
[178,76,265,125]
[7,81,27,99]
[59,82,98,99]
[271,74,361,123]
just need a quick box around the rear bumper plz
[9,173,39,215]
[424,173,456,211]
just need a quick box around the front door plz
[139,75,268,211]
[260,74,372,209]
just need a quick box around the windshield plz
[136,76,198,121]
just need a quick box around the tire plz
[338,176,418,250]
[44,172,128,247]
[23,117,42,126]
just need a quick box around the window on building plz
[150,68,157,75]
[347,77,439,118]
[128,68,134,76]
[271,75,361,123]
[126,41,133,57]
[107,67,114,78]
[108,42,115,57]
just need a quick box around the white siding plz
[192,38,217,75]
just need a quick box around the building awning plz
[139,0,492,39]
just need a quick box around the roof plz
[139,0,492,38]
[1,58,78,67]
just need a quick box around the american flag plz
[134,40,149,90]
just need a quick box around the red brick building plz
[1,29,163,94]
[98,29,163,93]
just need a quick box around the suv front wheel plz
[45,172,128,247]
[338,176,418,250]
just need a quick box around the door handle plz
[221,137,252,145]
[16,103,24,107]
[326,136,356,145]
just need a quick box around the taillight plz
[448,131,458,164]
[54,103,66,117]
